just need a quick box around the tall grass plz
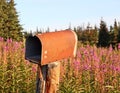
[0,37,37,93]
[59,43,120,93]
[1,37,120,93]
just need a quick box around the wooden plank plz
[36,64,47,93]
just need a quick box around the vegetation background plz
[1,0,120,93]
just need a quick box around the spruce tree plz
[117,22,120,43]
[109,25,114,44]
[113,19,118,43]
[0,0,8,37]
[98,20,109,47]
[0,0,23,41]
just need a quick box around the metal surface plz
[25,30,77,65]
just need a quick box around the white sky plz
[15,0,120,32]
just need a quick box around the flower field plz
[59,43,120,93]
[0,38,120,93]
[0,38,37,93]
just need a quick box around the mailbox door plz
[25,36,42,64]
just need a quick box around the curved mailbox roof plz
[25,30,78,65]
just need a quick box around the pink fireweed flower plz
[83,64,91,71]
[7,38,12,43]
[77,51,81,58]
[32,65,37,73]
[109,44,113,51]
[4,46,9,51]
[115,66,120,73]
[25,60,30,66]
[83,49,89,55]
[118,43,120,49]
[13,42,20,50]
[0,37,4,41]
[100,63,107,73]
[73,60,80,70]
[89,49,94,56]
[93,55,100,62]
[22,48,25,53]
[111,65,120,73]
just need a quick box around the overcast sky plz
[15,0,120,32]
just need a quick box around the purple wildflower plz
[109,44,113,51]
[7,38,13,43]
[0,37,4,41]
[118,43,120,49]
[73,60,80,70]
[32,66,37,73]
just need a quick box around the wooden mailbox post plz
[25,30,78,93]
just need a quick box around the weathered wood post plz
[36,62,60,93]
[36,65,47,93]
[25,30,77,93]
[47,62,60,93]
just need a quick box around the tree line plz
[74,19,120,47]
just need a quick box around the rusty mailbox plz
[25,30,78,65]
